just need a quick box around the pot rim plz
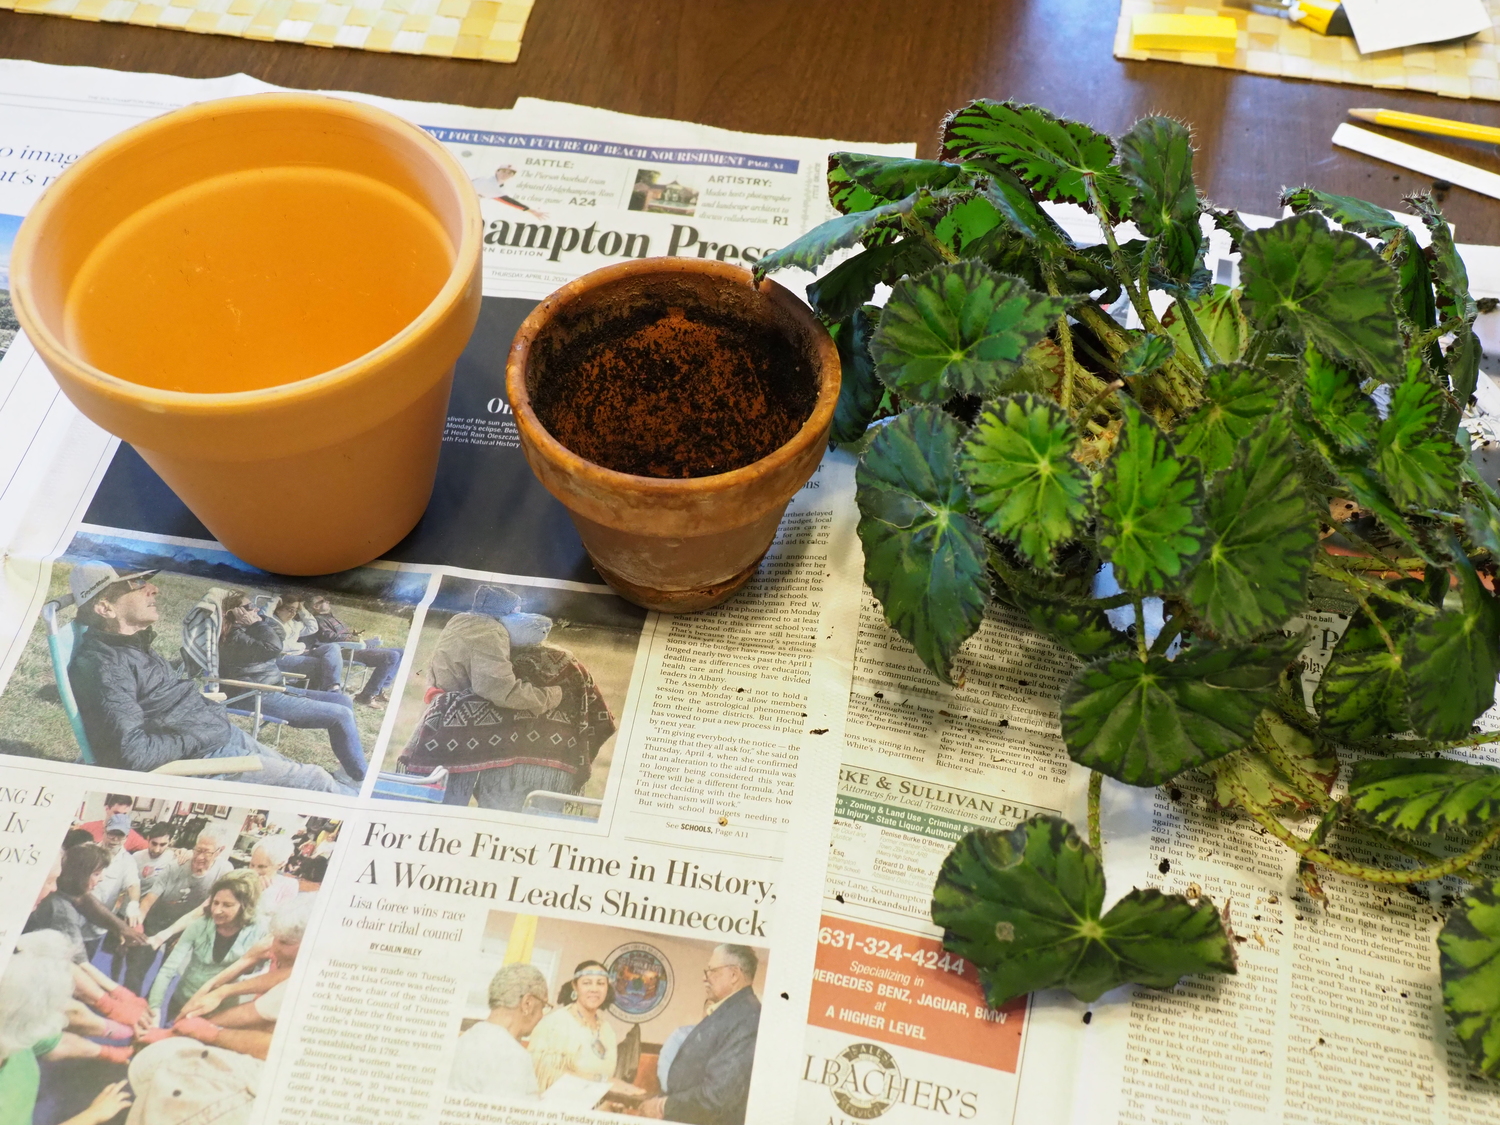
[505,257,840,496]
[9,92,484,417]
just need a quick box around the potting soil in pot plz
[531,305,816,478]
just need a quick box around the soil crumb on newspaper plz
[533,305,816,478]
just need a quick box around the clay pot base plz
[590,550,766,613]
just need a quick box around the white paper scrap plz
[1332,122,1500,201]
[1340,0,1491,54]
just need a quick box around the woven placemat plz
[1,0,532,61]
[1115,0,1500,101]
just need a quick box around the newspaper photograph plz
[380,574,646,816]
[0,526,429,795]
[8,781,338,1125]
[1,211,17,360]
[444,910,768,1117]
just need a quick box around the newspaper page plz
[790,208,1500,1125]
[0,59,911,1125]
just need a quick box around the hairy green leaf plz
[1448,328,1482,415]
[1404,555,1500,740]
[1025,598,1130,659]
[1350,757,1500,836]
[1185,416,1318,640]
[1060,636,1301,785]
[1209,715,1337,814]
[1121,117,1198,231]
[1314,594,1412,741]
[754,195,918,279]
[991,557,1129,659]
[1303,344,1378,453]
[1290,414,1430,562]
[942,100,1135,219]
[856,406,989,682]
[960,395,1091,569]
[1467,498,1500,559]
[1440,880,1500,1078]
[1162,285,1247,365]
[1392,227,1437,332]
[932,817,1235,1005]
[1120,334,1174,380]
[830,308,884,444]
[871,262,1068,403]
[1096,399,1205,593]
[935,195,1005,254]
[1410,193,1477,325]
[1119,116,1202,284]
[806,242,907,323]
[982,167,1074,248]
[1280,186,1407,240]
[1174,364,1280,476]
[1375,371,1463,510]
[1211,208,1250,254]
[1239,213,1403,381]
[828,153,970,215]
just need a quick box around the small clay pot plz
[506,258,840,613]
[10,93,482,575]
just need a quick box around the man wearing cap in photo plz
[64,563,344,794]
[77,794,148,852]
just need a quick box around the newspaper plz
[0,60,906,1125]
[1,58,1499,1125]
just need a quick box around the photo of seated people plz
[379,576,645,815]
[2,790,337,1125]
[449,911,766,1124]
[0,528,426,796]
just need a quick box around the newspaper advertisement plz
[0,59,910,1125]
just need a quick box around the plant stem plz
[1088,771,1103,854]
[1085,180,1161,338]
[1226,775,1500,883]
[1133,598,1150,661]
[1312,560,1440,617]
[1044,268,1081,412]
[1435,728,1500,749]
[1322,553,1425,573]
[1149,613,1187,656]
[1350,586,1402,658]
[1174,298,1220,368]
[900,209,959,265]
[1410,316,1465,355]
[1075,380,1125,426]
[1253,719,1333,811]
[1298,803,1342,900]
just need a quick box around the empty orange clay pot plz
[507,258,840,613]
[11,93,482,575]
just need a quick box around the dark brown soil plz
[531,305,816,478]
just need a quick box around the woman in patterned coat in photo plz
[400,585,616,810]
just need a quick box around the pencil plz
[1348,108,1500,146]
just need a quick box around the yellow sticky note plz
[1130,13,1237,53]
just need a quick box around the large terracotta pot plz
[10,93,482,575]
[506,258,840,613]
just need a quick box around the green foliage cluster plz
[755,100,1500,1076]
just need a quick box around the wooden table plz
[5,0,1500,242]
